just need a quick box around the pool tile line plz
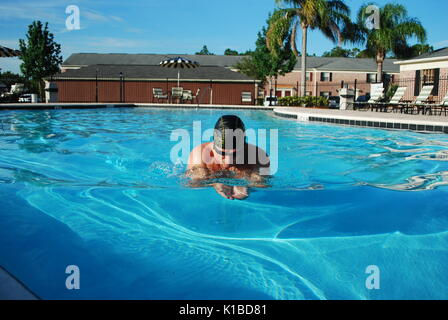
[274,108,448,134]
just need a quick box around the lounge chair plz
[368,87,385,111]
[0,83,25,102]
[182,90,193,103]
[1,83,25,98]
[384,87,407,113]
[406,85,434,115]
[354,87,383,111]
[171,87,183,103]
[152,88,168,103]
[181,88,201,104]
[432,92,448,116]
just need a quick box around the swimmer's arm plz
[247,156,271,188]
[186,166,210,181]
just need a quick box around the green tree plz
[354,48,372,58]
[322,47,366,58]
[224,48,239,55]
[267,0,355,95]
[235,11,296,87]
[355,3,427,79]
[19,21,62,100]
[195,45,214,55]
[323,46,355,57]
[410,44,433,57]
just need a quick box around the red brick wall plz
[55,80,256,105]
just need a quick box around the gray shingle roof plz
[410,47,448,60]
[301,57,399,73]
[63,53,244,68]
[62,53,399,73]
[54,64,257,82]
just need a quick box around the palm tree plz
[355,3,427,81]
[267,0,354,96]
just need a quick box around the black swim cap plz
[213,115,246,151]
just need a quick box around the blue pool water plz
[0,107,447,300]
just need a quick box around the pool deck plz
[274,107,448,134]
[0,102,274,111]
[0,266,39,300]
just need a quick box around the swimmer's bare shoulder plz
[246,143,270,168]
[186,142,212,179]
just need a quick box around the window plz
[367,73,377,83]
[285,90,291,97]
[415,69,440,96]
[320,72,332,82]
[320,91,331,98]
[306,72,312,81]
[422,69,436,85]
[305,91,312,96]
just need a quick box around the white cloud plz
[0,3,124,27]
[87,37,149,49]
[0,2,64,24]
[82,9,124,24]
[110,16,124,23]
[82,10,109,23]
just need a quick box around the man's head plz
[213,115,246,163]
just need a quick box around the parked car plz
[328,96,340,109]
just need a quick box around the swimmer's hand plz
[213,183,249,200]
[232,186,249,200]
[213,183,235,200]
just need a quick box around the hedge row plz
[277,96,329,107]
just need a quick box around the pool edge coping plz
[274,107,448,134]
[0,102,274,111]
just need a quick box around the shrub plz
[278,95,329,107]
[256,98,265,106]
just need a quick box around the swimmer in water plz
[186,115,270,200]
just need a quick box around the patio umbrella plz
[0,45,21,58]
[159,56,199,87]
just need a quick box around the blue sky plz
[1,0,447,74]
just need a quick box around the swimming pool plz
[0,107,447,300]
